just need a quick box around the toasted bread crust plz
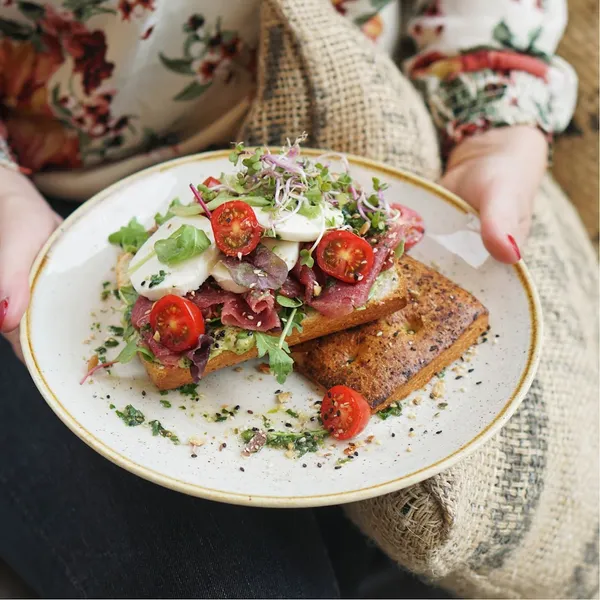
[116,252,133,289]
[292,255,489,412]
[141,262,408,390]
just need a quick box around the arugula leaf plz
[108,218,149,253]
[115,337,155,364]
[170,203,203,218]
[279,306,305,336]
[299,249,314,268]
[276,295,303,308]
[154,198,183,225]
[118,285,138,306]
[154,224,211,266]
[394,239,405,259]
[255,333,294,385]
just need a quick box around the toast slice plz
[292,255,489,412]
[139,261,409,390]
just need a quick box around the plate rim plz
[21,148,544,508]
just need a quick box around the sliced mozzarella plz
[129,215,219,301]
[261,238,300,270]
[253,205,344,242]
[210,260,248,294]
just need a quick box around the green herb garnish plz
[299,249,314,268]
[160,400,172,408]
[177,383,199,396]
[116,404,145,426]
[285,408,299,419]
[149,420,180,444]
[105,338,119,348]
[240,428,329,457]
[109,325,125,336]
[208,406,239,422]
[108,218,149,253]
[377,403,403,420]
[148,270,167,289]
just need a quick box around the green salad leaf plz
[115,337,155,364]
[154,225,211,266]
[255,333,294,385]
[276,295,303,308]
[108,218,149,253]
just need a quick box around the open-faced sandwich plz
[86,138,428,389]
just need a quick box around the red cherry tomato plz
[203,176,221,188]
[211,200,261,257]
[316,230,374,284]
[150,295,205,353]
[391,204,425,250]
[320,385,371,440]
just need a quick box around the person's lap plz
[0,339,342,598]
[0,198,451,599]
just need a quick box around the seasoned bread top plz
[292,255,489,408]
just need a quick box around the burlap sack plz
[552,0,599,248]
[238,1,600,598]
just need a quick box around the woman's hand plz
[440,125,548,264]
[0,169,62,361]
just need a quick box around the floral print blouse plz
[0,0,577,199]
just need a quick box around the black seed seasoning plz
[476,381,482,385]
[436,430,442,435]
[391,433,396,437]
[240,467,245,472]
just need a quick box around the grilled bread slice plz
[292,255,489,412]
[136,261,409,390]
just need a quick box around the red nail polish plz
[0,297,8,330]
[507,235,521,261]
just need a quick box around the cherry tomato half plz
[203,176,221,188]
[211,200,261,257]
[316,230,374,284]
[391,204,425,250]
[150,295,205,353]
[320,385,371,440]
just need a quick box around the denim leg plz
[0,339,339,599]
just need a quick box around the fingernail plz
[0,297,8,330]
[507,235,521,261]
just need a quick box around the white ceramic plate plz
[22,150,542,508]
